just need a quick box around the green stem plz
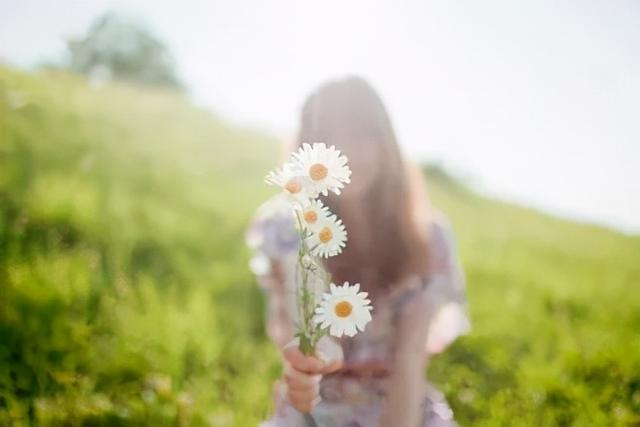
[294,210,315,355]
[293,209,331,356]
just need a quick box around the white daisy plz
[291,143,351,197]
[306,214,347,258]
[265,164,312,207]
[314,282,372,337]
[297,199,332,232]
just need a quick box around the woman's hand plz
[282,336,343,413]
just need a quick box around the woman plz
[247,77,470,426]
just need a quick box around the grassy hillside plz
[1,67,638,426]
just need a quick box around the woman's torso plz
[248,196,469,426]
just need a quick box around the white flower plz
[291,143,351,197]
[265,164,312,207]
[297,199,332,232]
[307,214,347,258]
[314,282,372,337]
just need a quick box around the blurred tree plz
[65,12,182,89]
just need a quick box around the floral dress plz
[247,196,470,427]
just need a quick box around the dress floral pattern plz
[247,196,470,427]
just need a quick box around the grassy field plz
[0,67,638,426]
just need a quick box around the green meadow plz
[1,67,638,426]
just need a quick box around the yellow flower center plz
[309,163,328,181]
[284,179,302,194]
[304,210,318,224]
[318,227,333,243]
[334,300,353,318]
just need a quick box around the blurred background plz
[0,0,638,425]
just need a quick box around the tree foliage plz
[66,13,182,89]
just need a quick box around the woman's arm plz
[259,260,344,413]
[380,289,436,427]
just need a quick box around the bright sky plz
[1,0,639,233]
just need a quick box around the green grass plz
[1,67,639,426]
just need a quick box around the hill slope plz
[1,67,638,426]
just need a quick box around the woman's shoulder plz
[389,210,465,308]
[250,194,293,221]
[425,211,459,275]
[424,210,468,320]
[427,211,455,245]
[394,211,469,353]
[246,195,299,259]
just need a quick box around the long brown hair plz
[296,76,430,293]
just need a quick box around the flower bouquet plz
[265,143,373,356]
